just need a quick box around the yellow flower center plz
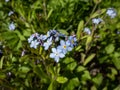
[63,45,66,49]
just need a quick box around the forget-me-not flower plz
[43,31,50,40]
[9,22,15,30]
[57,40,72,54]
[84,27,91,35]
[43,37,52,50]
[50,48,65,62]
[5,0,9,2]
[106,8,117,18]
[68,35,77,48]
[28,35,34,43]
[92,18,103,25]
[30,40,39,49]
[8,11,14,16]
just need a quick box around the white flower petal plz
[50,53,55,58]
[52,48,56,53]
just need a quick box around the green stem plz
[85,3,98,26]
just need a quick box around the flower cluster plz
[28,30,77,62]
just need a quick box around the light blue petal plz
[66,40,70,46]
[67,47,73,51]
[60,40,65,45]
[50,53,55,58]
[63,50,67,54]
[57,48,62,53]
[52,48,56,53]
[59,53,65,58]
[54,56,59,62]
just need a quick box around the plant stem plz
[85,3,98,26]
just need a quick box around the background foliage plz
[0,0,120,90]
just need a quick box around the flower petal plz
[52,48,56,53]
[54,56,59,62]
[50,53,55,58]
[59,53,65,58]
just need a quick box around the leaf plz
[48,80,57,90]
[105,44,115,54]
[76,20,84,40]
[19,66,30,73]
[62,77,80,90]
[76,66,86,72]
[85,36,92,50]
[91,9,106,18]
[92,73,103,86]
[81,70,91,80]
[83,53,96,66]
[56,76,68,84]
[58,29,69,35]
[14,30,26,41]
[33,66,50,83]
[114,85,120,90]
[112,59,120,70]
[46,9,53,20]
[0,56,4,69]
[63,57,77,71]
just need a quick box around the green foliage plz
[0,0,120,90]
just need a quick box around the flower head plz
[50,48,65,62]
[9,22,15,30]
[92,18,103,25]
[106,8,117,18]
[84,27,91,35]
[43,37,52,50]
[30,40,39,49]
[57,40,73,54]
[68,35,77,48]
[8,11,14,16]
[5,0,9,2]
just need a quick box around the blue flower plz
[43,31,50,40]
[50,48,65,62]
[68,35,77,47]
[30,40,39,49]
[49,30,60,42]
[9,22,15,30]
[92,18,103,25]
[8,11,14,16]
[106,8,117,18]
[84,27,91,35]
[57,40,73,54]
[43,37,52,50]
[28,35,34,43]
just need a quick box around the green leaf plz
[46,9,53,20]
[63,57,77,71]
[48,80,57,90]
[85,36,92,50]
[112,59,120,70]
[0,56,4,69]
[33,66,50,83]
[92,73,103,86]
[105,44,115,54]
[76,20,84,40]
[19,66,30,73]
[76,66,86,72]
[63,77,80,90]
[56,76,68,84]
[58,29,69,35]
[91,9,106,18]
[81,70,91,80]
[14,30,26,41]
[83,53,96,66]
[114,85,120,90]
